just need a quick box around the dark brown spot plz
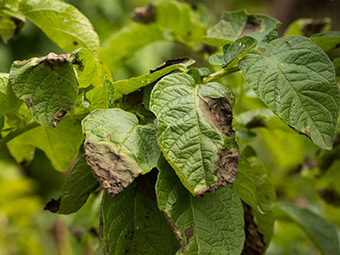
[44,198,61,213]
[150,57,191,73]
[73,41,78,46]
[301,19,329,37]
[303,130,311,139]
[38,52,71,70]
[25,98,33,108]
[245,115,265,129]
[318,189,340,207]
[131,3,155,24]
[241,16,261,37]
[184,226,194,243]
[51,109,68,126]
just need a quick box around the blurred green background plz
[1,0,340,254]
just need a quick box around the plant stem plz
[202,67,240,84]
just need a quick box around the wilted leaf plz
[0,73,21,116]
[9,53,78,128]
[82,108,160,196]
[150,73,239,195]
[311,31,340,51]
[239,36,340,150]
[156,157,245,254]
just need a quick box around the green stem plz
[202,67,240,84]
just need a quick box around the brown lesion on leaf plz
[24,98,33,108]
[184,225,194,243]
[241,16,261,37]
[44,197,61,213]
[84,139,140,197]
[150,57,191,73]
[301,19,329,37]
[51,109,69,126]
[318,189,340,207]
[131,3,156,24]
[38,52,71,70]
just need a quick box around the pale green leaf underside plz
[278,205,340,255]
[19,0,100,55]
[58,157,98,214]
[239,36,340,150]
[150,73,239,195]
[82,108,160,196]
[311,31,340,51]
[9,54,78,128]
[0,73,21,116]
[156,157,245,255]
[102,176,179,255]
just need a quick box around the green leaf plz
[284,18,330,37]
[111,58,194,100]
[58,157,99,214]
[209,36,257,67]
[203,10,280,46]
[156,157,245,255]
[277,205,340,255]
[0,73,21,116]
[82,108,160,196]
[0,17,19,43]
[311,31,340,51]
[9,53,79,128]
[71,48,98,88]
[239,36,340,150]
[85,86,109,111]
[333,58,340,77]
[150,73,239,195]
[19,0,100,55]
[7,119,83,172]
[102,173,179,255]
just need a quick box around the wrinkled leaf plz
[0,73,21,116]
[209,36,257,67]
[277,205,340,255]
[58,157,99,214]
[9,53,78,128]
[203,10,280,46]
[102,173,179,255]
[311,31,340,51]
[19,0,100,55]
[82,108,160,196]
[150,73,239,195]
[239,36,340,150]
[7,119,83,172]
[111,58,194,100]
[156,157,245,254]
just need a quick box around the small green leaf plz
[156,157,245,254]
[209,36,257,67]
[0,73,21,116]
[9,53,79,128]
[111,57,193,100]
[311,31,340,51]
[82,108,160,196]
[150,73,239,195]
[102,173,179,255]
[203,10,280,46]
[284,18,330,37]
[277,205,340,255]
[239,36,340,150]
[0,17,20,43]
[19,0,100,55]
[86,86,109,111]
[58,157,99,215]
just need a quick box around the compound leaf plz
[239,36,340,150]
[9,53,78,128]
[150,73,239,195]
[82,108,160,196]
[156,157,245,255]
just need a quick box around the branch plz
[202,67,240,84]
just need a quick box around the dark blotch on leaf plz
[184,226,193,244]
[51,109,68,126]
[44,198,61,213]
[25,98,33,108]
[73,41,78,46]
[39,53,71,70]
[150,57,190,73]
[318,189,340,207]
[245,115,265,129]
[131,3,155,24]
[301,19,329,37]
[241,17,261,37]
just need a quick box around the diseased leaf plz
[0,73,21,116]
[156,157,245,255]
[82,108,160,196]
[311,31,340,51]
[9,53,78,128]
[277,205,340,255]
[203,10,280,46]
[102,172,179,255]
[111,58,193,101]
[7,119,83,172]
[150,73,239,195]
[58,157,99,214]
[19,0,100,55]
[0,17,23,44]
[284,18,330,37]
[209,36,257,67]
[239,36,340,150]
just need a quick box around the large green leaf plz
[156,157,245,255]
[9,53,79,128]
[7,119,83,172]
[277,205,340,255]
[203,10,280,46]
[239,36,340,150]
[82,108,160,196]
[311,31,340,51]
[58,157,99,215]
[19,0,100,55]
[150,73,239,195]
[101,173,179,255]
[111,58,194,100]
[0,73,21,116]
